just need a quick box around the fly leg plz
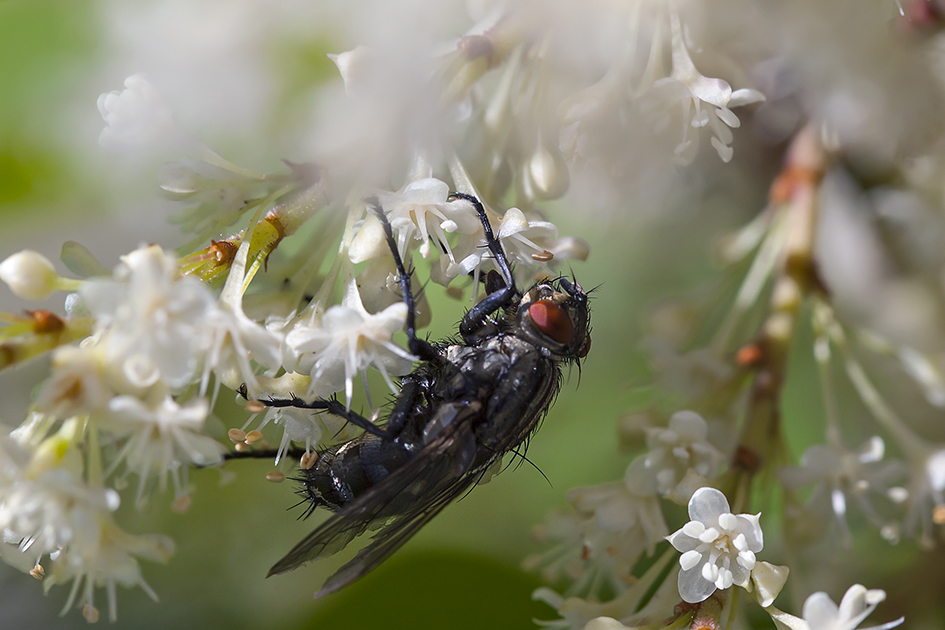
[368,200,438,361]
[238,383,389,438]
[448,192,520,342]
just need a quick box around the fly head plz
[514,277,591,361]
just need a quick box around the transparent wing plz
[267,421,488,595]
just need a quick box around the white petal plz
[729,88,766,107]
[750,562,790,608]
[718,513,738,531]
[716,107,741,128]
[689,487,730,522]
[668,410,708,439]
[679,565,717,604]
[736,513,765,551]
[497,208,529,239]
[680,549,703,571]
[667,528,701,552]
[802,592,840,627]
[682,520,706,537]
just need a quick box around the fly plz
[236,192,592,597]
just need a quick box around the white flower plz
[527,479,667,596]
[802,585,904,630]
[778,437,906,541]
[45,519,173,623]
[644,10,763,164]
[254,404,349,466]
[202,301,284,394]
[446,206,563,284]
[284,280,415,408]
[625,410,725,503]
[365,178,480,262]
[902,445,945,544]
[80,245,218,390]
[0,250,64,300]
[0,438,116,561]
[97,73,190,154]
[666,487,764,603]
[103,395,223,503]
[34,346,113,419]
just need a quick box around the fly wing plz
[313,465,481,597]
[267,419,486,593]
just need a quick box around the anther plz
[300,451,318,469]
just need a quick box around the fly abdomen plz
[301,434,410,512]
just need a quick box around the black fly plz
[237,192,591,597]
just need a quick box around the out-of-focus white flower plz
[644,10,764,164]
[80,245,217,390]
[802,584,904,630]
[158,159,261,237]
[778,437,906,541]
[328,45,375,98]
[667,487,764,603]
[45,519,174,623]
[526,477,667,597]
[583,618,630,630]
[97,73,190,154]
[284,280,415,408]
[901,444,945,545]
[625,410,725,503]
[103,395,223,503]
[642,337,734,401]
[0,250,71,300]
[34,346,113,419]
[0,442,116,562]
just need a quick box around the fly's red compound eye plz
[528,300,574,345]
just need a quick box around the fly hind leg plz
[237,383,389,438]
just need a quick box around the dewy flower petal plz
[667,487,764,603]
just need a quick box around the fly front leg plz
[448,193,520,342]
[238,383,390,438]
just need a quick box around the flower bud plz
[526,135,570,200]
[0,250,60,300]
